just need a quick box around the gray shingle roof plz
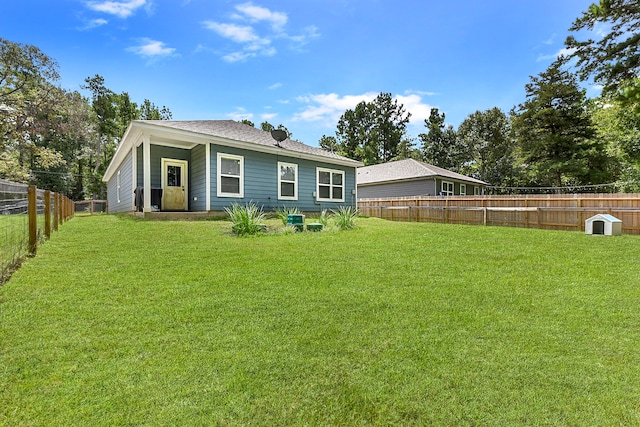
[142,120,359,165]
[357,158,487,185]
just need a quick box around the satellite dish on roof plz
[270,129,287,146]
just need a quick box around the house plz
[357,158,487,198]
[102,120,363,214]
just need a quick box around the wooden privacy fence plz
[358,194,640,234]
[1,180,74,282]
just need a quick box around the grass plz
[1,215,640,425]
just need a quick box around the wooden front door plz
[161,158,188,211]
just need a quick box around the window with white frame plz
[460,183,466,196]
[217,153,244,198]
[441,180,454,196]
[474,186,480,195]
[278,162,298,200]
[317,167,345,202]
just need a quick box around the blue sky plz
[3,0,596,147]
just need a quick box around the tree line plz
[0,38,171,199]
[2,1,639,196]
[320,1,640,190]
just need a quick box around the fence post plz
[53,192,59,231]
[28,185,37,254]
[44,190,51,239]
[59,193,64,224]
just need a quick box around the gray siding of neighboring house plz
[208,143,357,212]
[190,144,207,211]
[358,178,436,199]
[107,150,134,213]
[434,178,483,196]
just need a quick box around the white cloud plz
[293,92,378,123]
[396,93,432,123]
[289,26,320,50]
[202,3,317,62]
[86,0,147,18]
[203,22,260,43]
[235,2,287,30]
[79,18,108,30]
[543,34,556,45]
[268,82,282,90]
[536,47,577,62]
[261,113,278,120]
[222,51,255,62]
[293,92,434,128]
[227,108,254,121]
[127,39,176,57]
[203,20,273,61]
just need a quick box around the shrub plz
[278,224,299,235]
[224,202,267,236]
[275,206,300,226]
[332,206,358,230]
[318,209,330,227]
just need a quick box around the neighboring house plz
[357,158,487,198]
[103,120,362,214]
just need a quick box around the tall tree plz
[82,75,118,198]
[565,0,640,105]
[457,107,516,185]
[419,108,466,171]
[318,135,338,152]
[0,38,61,181]
[335,92,411,165]
[139,99,172,121]
[511,61,608,187]
[589,96,640,189]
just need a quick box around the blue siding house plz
[103,120,362,214]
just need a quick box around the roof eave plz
[103,121,362,182]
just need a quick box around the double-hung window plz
[317,167,344,202]
[278,162,298,200]
[460,183,466,196]
[217,153,244,198]
[441,181,454,196]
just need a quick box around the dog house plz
[585,214,622,236]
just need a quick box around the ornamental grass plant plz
[224,202,266,236]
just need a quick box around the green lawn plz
[1,215,640,425]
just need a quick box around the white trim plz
[116,170,121,203]
[131,145,137,211]
[205,143,211,210]
[217,152,244,198]
[278,161,298,201]
[143,135,151,212]
[441,180,454,196]
[460,183,466,196]
[474,186,480,195]
[316,167,345,202]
